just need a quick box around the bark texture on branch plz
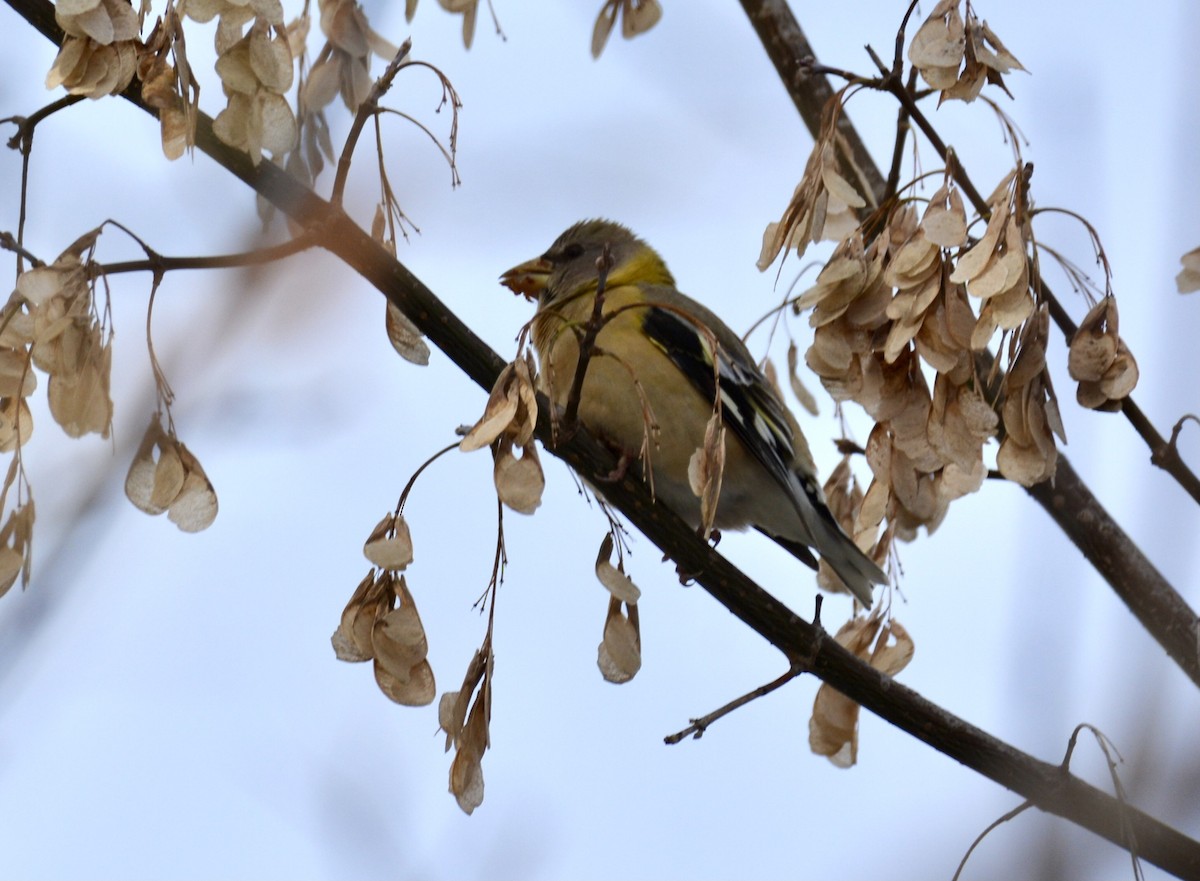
[5,0,1200,876]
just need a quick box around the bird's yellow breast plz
[533,283,680,454]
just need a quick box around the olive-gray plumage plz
[501,220,886,605]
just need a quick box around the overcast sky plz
[1,1,1199,879]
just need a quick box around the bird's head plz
[500,219,675,305]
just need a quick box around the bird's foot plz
[594,445,633,483]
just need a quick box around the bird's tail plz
[808,509,886,607]
[785,471,887,608]
[764,508,885,607]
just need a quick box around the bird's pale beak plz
[499,256,552,302]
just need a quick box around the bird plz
[499,219,886,606]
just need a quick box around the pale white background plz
[1,1,1198,879]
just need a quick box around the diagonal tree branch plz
[6,0,1200,876]
[735,0,1200,689]
[738,0,887,206]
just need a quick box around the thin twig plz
[952,801,1034,881]
[884,68,918,198]
[89,233,319,277]
[3,94,85,275]
[664,664,804,744]
[561,243,615,431]
[1064,724,1144,881]
[331,39,413,206]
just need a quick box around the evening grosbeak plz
[500,219,885,606]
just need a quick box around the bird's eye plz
[562,242,585,259]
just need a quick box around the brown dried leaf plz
[597,597,641,683]
[460,357,538,451]
[0,500,35,598]
[0,308,34,350]
[436,0,478,49]
[384,300,430,365]
[257,92,298,155]
[996,436,1053,486]
[0,397,33,453]
[248,24,293,93]
[371,578,428,670]
[686,411,726,539]
[322,0,368,55]
[820,159,867,212]
[975,20,1025,75]
[785,342,819,415]
[302,57,341,109]
[594,533,641,603]
[980,267,1033,330]
[125,415,170,514]
[950,200,1008,285]
[167,465,218,532]
[0,545,23,599]
[215,36,259,94]
[439,648,486,751]
[126,437,215,533]
[1076,380,1109,411]
[941,55,986,103]
[149,439,185,510]
[159,104,191,160]
[438,689,467,747]
[809,615,878,766]
[1006,307,1048,388]
[461,378,518,451]
[797,246,869,325]
[886,233,939,289]
[856,477,889,534]
[363,512,414,570]
[47,326,112,438]
[0,349,36,399]
[1067,297,1118,382]
[873,620,914,676]
[375,658,436,706]
[997,375,1057,485]
[1176,246,1200,293]
[969,218,1027,300]
[909,0,965,73]
[1098,343,1138,401]
[493,438,544,514]
[449,695,487,814]
[623,0,661,37]
[18,265,67,309]
[807,322,855,376]
[921,183,969,249]
[330,569,379,662]
[593,0,662,58]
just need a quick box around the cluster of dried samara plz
[0,232,110,596]
[46,0,402,168]
[757,0,1138,571]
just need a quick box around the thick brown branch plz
[6,0,1200,874]
[737,0,886,206]
[1026,457,1200,678]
